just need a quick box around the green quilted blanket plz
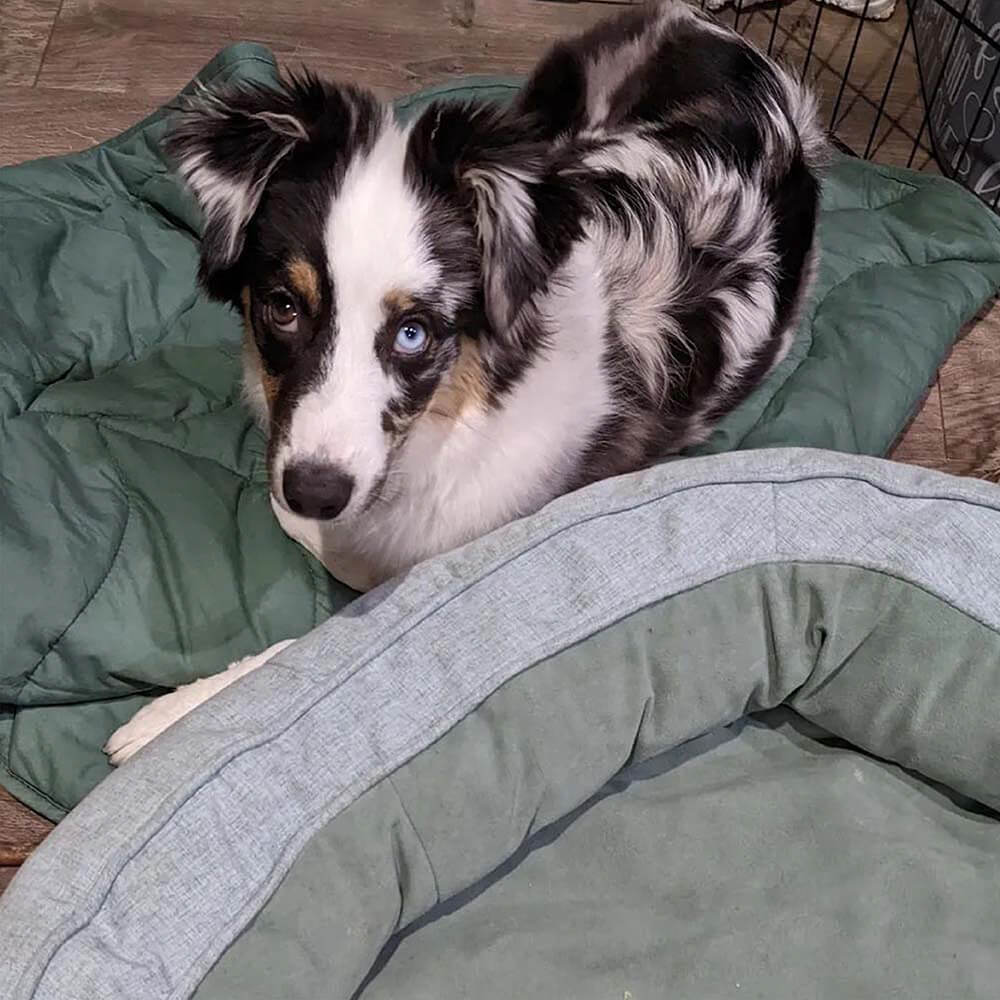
[1,44,999,820]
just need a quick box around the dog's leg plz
[104,639,296,766]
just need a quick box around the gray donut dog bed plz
[2,447,998,1000]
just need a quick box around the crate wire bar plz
[699,0,1000,210]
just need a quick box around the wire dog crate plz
[696,0,1000,211]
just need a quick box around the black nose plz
[282,461,355,520]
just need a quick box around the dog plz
[105,0,826,763]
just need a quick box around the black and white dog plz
[106,1,825,762]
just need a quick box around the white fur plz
[176,143,297,263]
[579,144,782,403]
[773,63,829,171]
[466,165,537,246]
[466,162,542,329]
[581,133,666,180]
[586,35,656,127]
[176,155,255,261]
[593,209,683,400]
[583,0,701,128]
[272,119,441,512]
[687,165,780,391]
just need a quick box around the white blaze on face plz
[274,119,440,515]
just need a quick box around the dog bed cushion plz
[1,44,999,820]
[2,448,998,1000]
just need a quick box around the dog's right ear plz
[164,73,364,296]
[407,101,554,335]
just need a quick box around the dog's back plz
[474,1,826,485]
[383,4,826,572]
[322,0,828,579]
[492,3,827,483]
[516,1,826,164]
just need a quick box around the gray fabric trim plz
[1,447,998,999]
[194,564,1000,1000]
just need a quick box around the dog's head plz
[166,73,549,521]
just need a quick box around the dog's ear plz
[164,73,366,295]
[164,79,310,284]
[408,101,554,334]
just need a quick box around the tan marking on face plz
[287,257,320,312]
[427,336,489,422]
[241,286,280,411]
[382,289,418,315]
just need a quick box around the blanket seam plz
[0,741,69,816]
[22,409,256,480]
[387,776,442,909]
[25,424,133,680]
[2,433,134,815]
[737,256,1000,451]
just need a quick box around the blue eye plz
[394,320,428,355]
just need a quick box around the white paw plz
[104,678,220,765]
[104,639,296,766]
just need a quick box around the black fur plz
[164,72,380,301]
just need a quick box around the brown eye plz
[266,292,299,333]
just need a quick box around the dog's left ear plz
[164,80,314,288]
[408,101,555,334]
[165,73,374,298]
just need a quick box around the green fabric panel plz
[0,45,353,818]
[393,75,521,119]
[367,711,999,1000]
[194,563,1000,1000]
[2,44,999,820]
[693,158,1000,456]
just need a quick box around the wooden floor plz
[1,0,997,890]
[0,787,52,893]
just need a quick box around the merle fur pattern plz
[163,0,826,590]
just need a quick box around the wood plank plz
[0,0,63,87]
[939,298,1000,473]
[34,0,591,100]
[470,0,617,32]
[33,2,242,98]
[889,380,947,470]
[31,0,624,102]
[0,85,157,166]
[970,447,1000,483]
[0,867,20,895]
[0,786,53,867]
[26,0,938,165]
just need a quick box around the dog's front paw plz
[104,677,221,765]
[104,639,296,765]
